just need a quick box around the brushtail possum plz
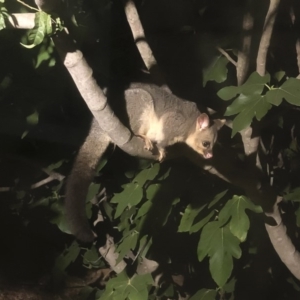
[65,83,225,242]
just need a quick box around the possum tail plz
[65,119,110,243]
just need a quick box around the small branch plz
[30,169,65,189]
[240,126,261,168]
[217,47,237,66]
[265,197,300,280]
[17,0,39,11]
[123,0,156,72]
[256,0,281,76]
[0,169,65,192]
[122,0,166,85]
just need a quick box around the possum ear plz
[196,113,210,131]
[214,119,226,130]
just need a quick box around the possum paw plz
[138,134,154,151]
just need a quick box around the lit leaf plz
[198,221,241,287]
[219,195,262,242]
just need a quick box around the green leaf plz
[134,163,160,186]
[20,12,52,48]
[217,86,240,101]
[26,110,39,125]
[225,93,250,116]
[0,6,8,31]
[278,78,300,106]
[230,95,271,136]
[101,272,153,300]
[163,197,180,226]
[116,230,138,263]
[190,211,215,233]
[83,246,100,264]
[35,40,56,68]
[0,12,5,31]
[86,183,101,202]
[197,221,241,287]
[178,204,206,232]
[46,159,65,172]
[54,241,80,272]
[273,71,285,82]
[140,236,153,257]
[265,89,284,106]
[118,206,136,232]
[223,277,236,293]
[218,195,262,242]
[239,72,270,95]
[284,187,300,202]
[266,78,300,106]
[111,183,143,218]
[208,189,228,209]
[146,183,161,200]
[49,199,73,234]
[189,288,217,300]
[203,55,229,86]
[135,200,152,219]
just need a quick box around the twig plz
[217,47,237,67]
[0,169,65,192]
[17,0,39,11]
[30,169,65,189]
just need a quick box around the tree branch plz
[265,197,300,280]
[237,5,253,86]
[217,47,237,67]
[52,30,158,160]
[122,0,166,86]
[6,13,35,29]
[256,0,281,76]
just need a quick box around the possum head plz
[186,113,225,159]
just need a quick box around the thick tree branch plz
[237,7,253,86]
[52,30,158,160]
[265,198,300,280]
[256,0,281,76]
[6,13,35,29]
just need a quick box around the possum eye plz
[202,141,210,148]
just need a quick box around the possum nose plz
[204,152,213,159]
